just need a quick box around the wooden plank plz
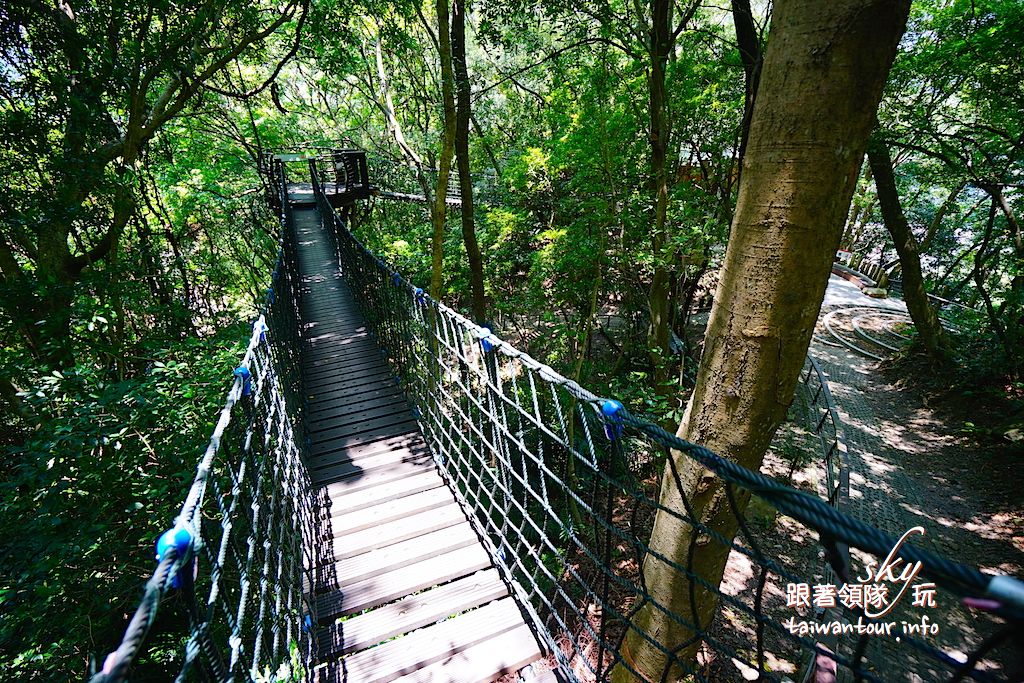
[303,374,395,401]
[307,432,427,470]
[303,345,382,365]
[301,327,373,344]
[305,385,406,415]
[305,365,393,392]
[304,354,389,378]
[305,373,395,400]
[391,623,542,683]
[309,420,420,458]
[317,568,508,658]
[310,447,433,488]
[308,400,410,434]
[301,318,363,332]
[304,339,380,360]
[315,598,526,683]
[302,340,381,360]
[316,541,491,621]
[305,337,376,354]
[330,486,455,534]
[311,412,419,445]
[305,387,406,420]
[304,336,376,353]
[313,522,479,587]
[304,358,391,382]
[319,470,444,519]
[329,503,468,559]
[301,328,376,345]
[305,376,399,404]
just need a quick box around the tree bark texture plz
[647,0,675,380]
[431,0,458,299]
[866,137,949,362]
[452,0,487,323]
[613,1,911,680]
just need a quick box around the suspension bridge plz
[90,148,1023,683]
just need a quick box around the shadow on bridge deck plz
[287,183,545,682]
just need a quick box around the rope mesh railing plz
[310,156,1024,683]
[90,158,316,683]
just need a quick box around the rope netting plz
[309,156,1024,683]
[90,158,316,682]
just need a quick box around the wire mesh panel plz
[310,159,1024,683]
[91,158,316,683]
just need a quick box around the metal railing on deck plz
[311,157,1023,683]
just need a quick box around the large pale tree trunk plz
[612,1,911,680]
[866,137,949,362]
[451,0,487,323]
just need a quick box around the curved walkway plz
[809,277,1017,681]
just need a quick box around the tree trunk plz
[647,0,674,382]
[612,1,910,680]
[452,0,487,323]
[731,0,763,184]
[866,137,949,362]
[431,0,458,300]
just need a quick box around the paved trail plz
[807,277,1018,681]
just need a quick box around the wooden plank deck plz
[287,183,542,682]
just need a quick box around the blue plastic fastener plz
[253,319,269,343]
[267,288,276,305]
[303,615,313,633]
[414,288,425,303]
[601,399,625,440]
[156,525,193,589]
[234,366,252,397]
[479,325,494,353]
[391,272,402,287]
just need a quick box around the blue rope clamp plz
[601,399,625,441]
[414,287,425,304]
[266,287,276,305]
[156,524,194,589]
[478,325,495,353]
[253,319,269,343]
[234,366,252,397]
[391,271,402,287]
